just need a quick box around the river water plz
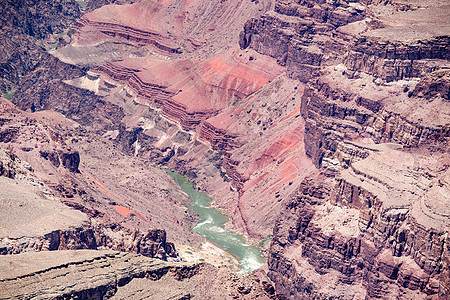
[166,170,265,273]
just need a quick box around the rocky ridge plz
[240,0,450,298]
[1,250,185,299]
[0,250,279,299]
[10,0,314,241]
[0,0,448,299]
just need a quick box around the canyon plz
[0,0,449,299]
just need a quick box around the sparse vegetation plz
[76,0,86,9]
[258,235,272,248]
[2,90,15,100]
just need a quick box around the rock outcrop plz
[0,250,278,299]
[60,151,81,172]
[72,17,185,54]
[1,0,449,298]
[240,0,450,83]
[240,0,450,298]
[1,219,178,261]
[0,250,198,299]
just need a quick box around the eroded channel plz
[166,170,265,273]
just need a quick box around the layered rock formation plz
[1,94,202,245]
[92,51,283,132]
[14,0,309,241]
[0,250,188,299]
[268,146,449,298]
[0,0,86,94]
[0,249,279,299]
[0,135,178,260]
[239,0,450,298]
[0,0,448,298]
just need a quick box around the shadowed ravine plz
[166,170,265,273]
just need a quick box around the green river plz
[166,170,265,273]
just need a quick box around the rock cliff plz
[0,135,177,260]
[0,0,448,298]
[0,250,198,299]
[240,0,450,298]
[0,250,278,299]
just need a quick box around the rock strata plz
[0,250,197,300]
[0,0,448,298]
[241,0,450,298]
[0,250,278,299]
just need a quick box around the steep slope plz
[0,0,448,298]
[9,0,316,243]
[0,250,277,299]
[240,0,450,298]
[0,95,197,246]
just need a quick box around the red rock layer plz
[198,121,241,152]
[71,0,205,53]
[190,76,316,238]
[242,0,450,298]
[94,62,175,107]
[94,50,283,132]
[73,17,184,53]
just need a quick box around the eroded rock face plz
[60,150,80,172]
[1,222,178,260]
[0,0,448,298]
[0,141,177,260]
[240,0,450,298]
[268,150,450,298]
[0,250,279,299]
[0,149,22,179]
[300,66,449,170]
[0,250,198,299]
[240,0,450,83]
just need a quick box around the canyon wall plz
[0,250,278,299]
[240,0,450,298]
[0,142,177,261]
[0,0,448,298]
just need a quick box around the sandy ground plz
[175,242,240,272]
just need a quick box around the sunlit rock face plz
[239,0,449,298]
[0,0,448,298]
[13,0,313,243]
